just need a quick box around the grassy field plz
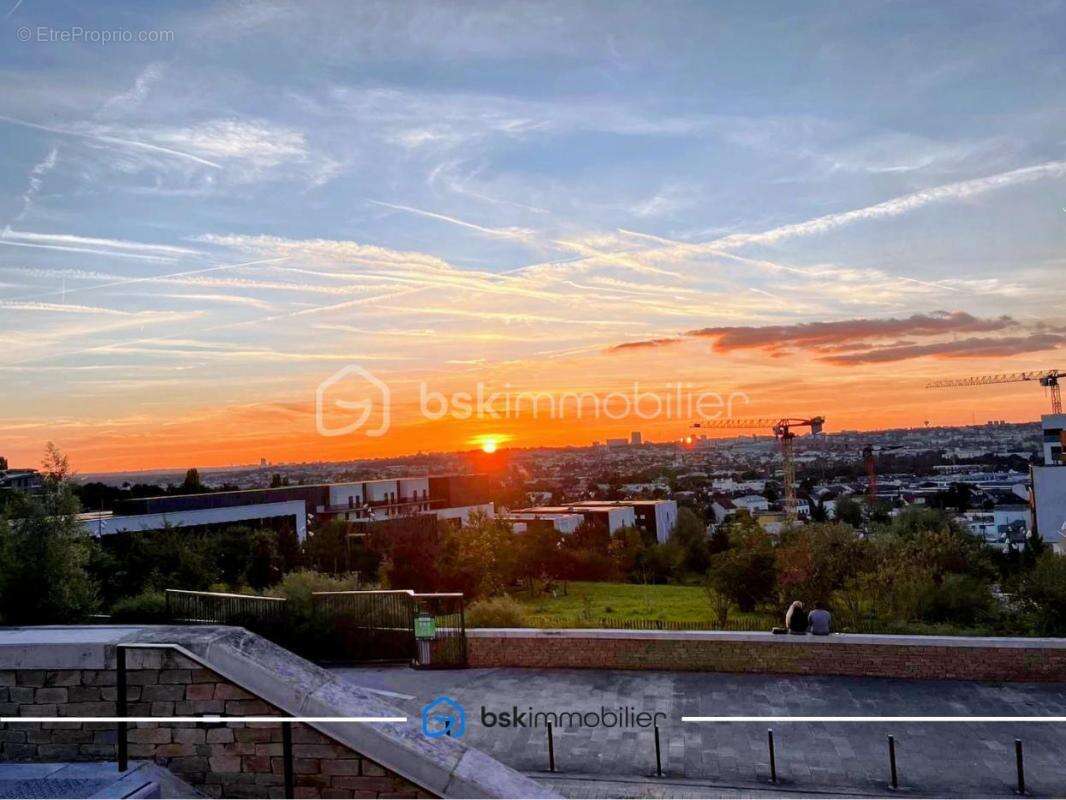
[515,581,776,628]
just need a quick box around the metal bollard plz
[768,729,777,783]
[654,725,663,777]
[1015,739,1025,794]
[888,735,898,790]
[547,722,556,772]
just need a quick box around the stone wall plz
[467,629,1066,682]
[0,648,428,799]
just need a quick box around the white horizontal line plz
[682,717,1066,723]
[2,716,407,724]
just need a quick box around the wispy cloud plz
[708,161,1066,251]
[0,114,223,168]
[0,229,200,258]
[368,200,538,243]
[11,147,58,225]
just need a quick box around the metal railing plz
[165,589,287,626]
[312,590,467,667]
[517,615,779,632]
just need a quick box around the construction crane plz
[926,369,1063,415]
[691,416,825,518]
[862,444,903,504]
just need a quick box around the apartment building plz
[80,475,494,541]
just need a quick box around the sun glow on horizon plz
[470,433,510,453]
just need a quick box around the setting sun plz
[469,434,509,454]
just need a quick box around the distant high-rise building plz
[260,457,269,468]
[605,437,628,448]
[630,431,642,446]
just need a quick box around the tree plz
[303,519,351,575]
[246,529,282,589]
[180,468,205,494]
[775,523,868,604]
[639,541,683,584]
[0,445,97,624]
[703,581,732,628]
[1017,553,1066,635]
[438,512,518,597]
[833,496,863,527]
[42,441,71,481]
[514,526,564,593]
[706,516,777,612]
[669,507,711,575]
[608,526,645,580]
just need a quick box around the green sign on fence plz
[414,613,437,640]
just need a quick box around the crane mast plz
[691,416,825,519]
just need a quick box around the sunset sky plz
[2,1,1065,472]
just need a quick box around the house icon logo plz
[421,696,466,739]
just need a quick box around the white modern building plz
[1031,466,1066,554]
[961,504,1032,549]
[79,475,494,542]
[500,511,585,535]
[1041,414,1066,466]
[1026,415,1066,554]
[509,499,678,542]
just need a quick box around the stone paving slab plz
[333,666,1066,798]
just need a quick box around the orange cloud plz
[821,333,1066,365]
[688,311,1016,353]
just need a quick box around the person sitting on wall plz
[807,601,832,635]
[785,600,808,635]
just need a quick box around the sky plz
[1,0,1065,472]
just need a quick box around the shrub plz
[466,595,527,628]
[1017,552,1066,635]
[271,569,363,617]
[110,590,169,623]
[920,572,997,626]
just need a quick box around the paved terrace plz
[334,665,1066,798]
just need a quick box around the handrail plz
[166,588,286,602]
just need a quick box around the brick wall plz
[0,649,431,799]
[467,632,1066,682]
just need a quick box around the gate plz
[411,592,467,669]
[312,590,467,668]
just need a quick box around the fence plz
[165,588,287,628]
[312,590,467,667]
[164,588,467,667]
[312,590,418,664]
[517,615,779,632]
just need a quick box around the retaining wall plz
[467,629,1066,682]
[0,626,555,799]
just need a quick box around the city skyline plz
[3,1,1066,471]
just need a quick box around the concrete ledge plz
[0,626,557,799]
[467,628,1066,681]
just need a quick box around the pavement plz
[332,665,1066,798]
[0,761,195,799]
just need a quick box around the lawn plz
[515,581,777,628]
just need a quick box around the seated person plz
[784,600,807,634]
[807,601,832,635]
